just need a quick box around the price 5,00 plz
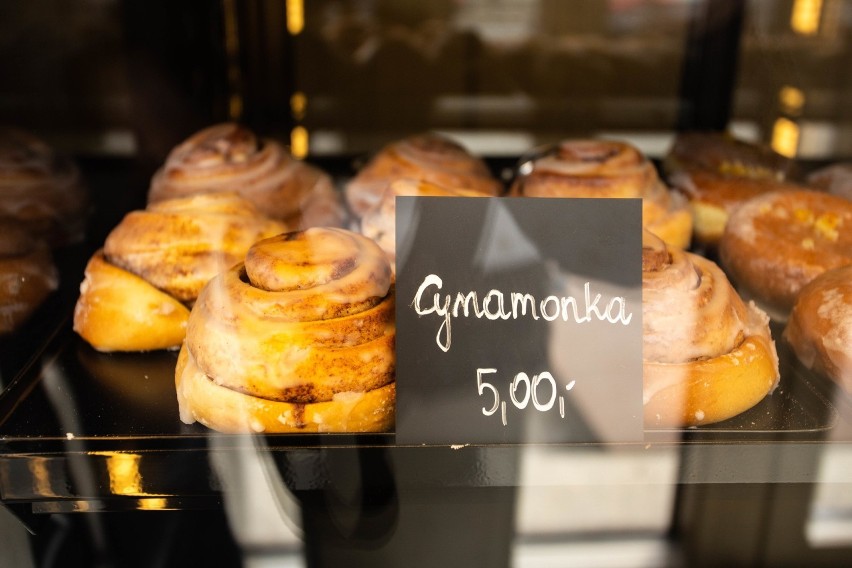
[477,368,576,427]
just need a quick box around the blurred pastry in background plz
[663,131,804,249]
[0,217,58,334]
[719,190,852,321]
[345,132,503,218]
[0,127,88,246]
[74,192,287,352]
[511,139,692,249]
[807,162,852,201]
[784,264,852,394]
[148,123,346,230]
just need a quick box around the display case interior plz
[2,1,852,567]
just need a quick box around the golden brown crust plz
[719,190,852,319]
[784,265,852,393]
[512,140,692,249]
[345,133,502,218]
[0,127,88,245]
[74,193,286,352]
[73,251,190,352]
[0,218,58,334]
[148,123,345,229]
[642,231,779,427]
[176,345,396,433]
[178,227,395,433]
[644,335,780,427]
[104,192,287,303]
[664,132,803,247]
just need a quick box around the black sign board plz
[395,197,643,445]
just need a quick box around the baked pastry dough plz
[643,231,779,427]
[74,251,191,352]
[148,123,345,229]
[74,193,287,351]
[0,127,88,245]
[511,139,692,249]
[784,265,852,394]
[719,190,852,320]
[0,218,58,334]
[177,227,396,433]
[664,132,804,248]
[345,132,502,218]
[360,178,491,267]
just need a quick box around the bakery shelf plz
[2,156,852,516]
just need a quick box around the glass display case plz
[1,1,852,566]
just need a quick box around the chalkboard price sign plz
[395,197,643,445]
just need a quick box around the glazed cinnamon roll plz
[0,218,58,334]
[511,140,692,249]
[148,123,345,229]
[176,227,396,433]
[74,193,287,351]
[663,132,805,248]
[345,132,502,218]
[360,178,491,267]
[643,231,779,427]
[0,127,88,245]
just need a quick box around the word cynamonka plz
[412,274,633,352]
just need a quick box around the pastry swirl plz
[148,123,345,229]
[511,140,692,249]
[345,133,502,218]
[360,178,490,267]
[0,218,58,334]
[642,231,778,427]
[74,193,287,351]
[177,227,396,433]
[0,127,88,245]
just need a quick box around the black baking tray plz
[0,317,394,455]
[0,312,841,457]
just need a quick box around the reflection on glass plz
[28,457,58,498]
[138,498,169,511]
[790,0,823,36]
[287,0,305,35]
[291,125,310,158]
[105,453,143,496]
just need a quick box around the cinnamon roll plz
[511,140,692,249]
[719,190,852,320]
[148,123,345,229]
[74,192,287,351]
[663,132,804,248]
[0,127,88,245]
[360,178,490,267]
[176,227,396,433]
[345,132,502,218]
[784,265,852,394]
[643,231,779,427]
[0,218,58,334]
